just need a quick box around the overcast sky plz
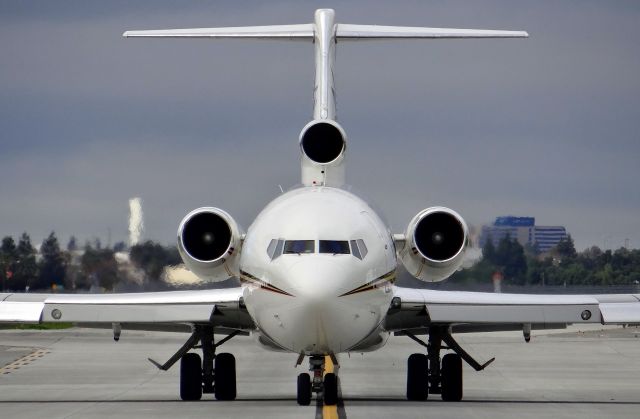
[1,1,638,251]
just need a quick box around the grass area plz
[0,322,74,330]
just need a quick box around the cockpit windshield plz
[283,240,315,254]
[319,240,350,254]
[267,239,367,260]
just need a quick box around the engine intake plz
[399,207,468,282]
[300,120,346,164]
[177,207,242,281]
[299,120,347,187]
[414,211,465,262]
[181,211,232,262]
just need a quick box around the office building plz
[479,216,567,253]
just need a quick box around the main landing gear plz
[404,326,495,401]
[148,325,241,401]
[296,355,339,406]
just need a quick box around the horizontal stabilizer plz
[123,8,529,125]
[336,24,528,39]
[123,24,314,39]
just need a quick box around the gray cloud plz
[1,1,639,250]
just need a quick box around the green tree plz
[14,233,38,291]
[594,263,615,286]
[130,241,181,282]
[457,236,640,287]
[494,234,513,267]
[36,232,66,290]
[554,235,577,263]
[112,241,127,253]
[1,236,18,291]
[80,245,119,291]
[526,255,545,285]
[482,235,496,265]
[523,242,540,258]
[67,236,78,252]
[578,246,602,272]
[494,235,527,285]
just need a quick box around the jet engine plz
[398,207,468,282]
[177,207,242,281]
[299,119,347,187]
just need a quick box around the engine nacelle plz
[398,207,468,282]
[299,119,346,187]
[177,207,242,281]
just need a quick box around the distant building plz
[479,216,567,254]
[533,226,569,253]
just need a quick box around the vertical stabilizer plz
[313,9,337,121]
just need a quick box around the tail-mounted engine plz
[300,119,346,187]
[398,207,468,282]
[177,207,242,281]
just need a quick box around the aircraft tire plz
[323,372,338,405]
[297,373,312,405]
[180,353,203,401]
[214,353,237,400]
[441,353,463,401]
[406,353,428,401]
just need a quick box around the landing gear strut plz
[296,355,339,406]
[404,326,494,402]
[149,325,240,401]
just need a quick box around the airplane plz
[2,8,640,406]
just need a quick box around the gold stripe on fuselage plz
[338,270,396,297]
[239,270,294,297]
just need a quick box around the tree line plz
[0,232,180,292]
[450,234,640,286]
[3,231,639,292]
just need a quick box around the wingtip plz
[122,31,130,38]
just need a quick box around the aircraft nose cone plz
[287,259,348,303]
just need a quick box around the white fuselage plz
[240,187,396,355]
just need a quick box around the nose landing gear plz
[296,355,339,406]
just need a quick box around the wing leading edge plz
[386,287,640,333]
[0,288,254,331]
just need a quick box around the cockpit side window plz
[350,240,361,259]
[319,240,350,254]
[274,239,285,258]
[284,240,315,254]
[356,239,368,259]
[266,239,277,259]
[267,239,285,260]
[350,239,368,260]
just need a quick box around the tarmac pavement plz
[1,325,639,418]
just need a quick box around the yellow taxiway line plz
[323,355,339,419]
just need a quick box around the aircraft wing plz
[385,286,640,334]
[0,288,255,333]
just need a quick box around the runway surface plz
[1,325,640,418]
